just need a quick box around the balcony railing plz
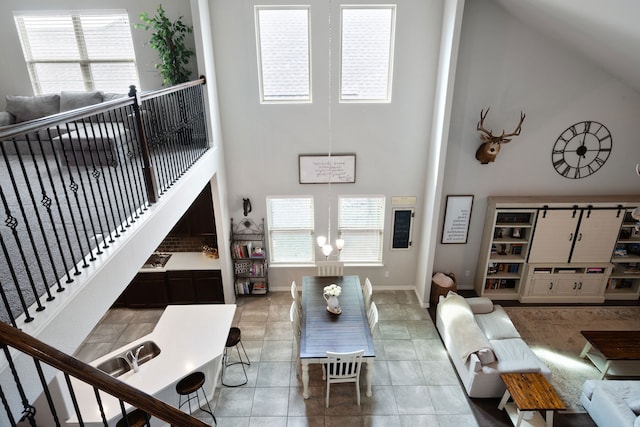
[0,78,209,327]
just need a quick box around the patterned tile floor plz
[75,290,479,426]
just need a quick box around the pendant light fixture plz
[316,0,344,260]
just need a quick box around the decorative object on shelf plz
[323,284,342,314]
[475,108,525,164]
[242,198,252,217]
[551,120,612,179]
[631,206,640,232]
[136,5,195,85]
[202,245,218,259]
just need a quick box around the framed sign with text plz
[441,195,474,244]
[299,154,356,184]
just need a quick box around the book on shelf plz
[586,267,605,274]
[251,282,267,294]
[533,268,552,274]
[510,244,523,255]
[607,278,633,289]
[557,269,577,274]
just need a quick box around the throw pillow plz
[60,91,104,112]
[467,297,494,314]
[6,94,60,123]
[475,348,497,365]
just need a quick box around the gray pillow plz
[60,90,104,112]
[6,94,60,123]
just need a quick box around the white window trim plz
[254,5,312,104]
[339,4,397,103]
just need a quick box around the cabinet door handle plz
[578,282,583,290]
[573,282,577,290]
[568,233,573,241]
[577,233,583,241]
[549,282,553,290]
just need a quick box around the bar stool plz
[221,326,250,387]
[175,371,216,425]
[115,409,149,427]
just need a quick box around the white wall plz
[0,0,197,109]
[434,0,640,288]
[210,0,444,291]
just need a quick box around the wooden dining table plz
[300,275,376,399]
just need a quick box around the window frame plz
[254,5,312,104]
[339,4,397,103]
[337,195,386,264]
[266,196,316,264]
[13,10,139,95]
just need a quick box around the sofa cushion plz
[496,360,542,374]
[467,297,494,314]
[475,306,521,340]
[590,386,638,427]
[635,416,640,427]
[6,94,60,123]
[60,91,104,112]
[0,111,15,127]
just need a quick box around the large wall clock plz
[552,120,612,179]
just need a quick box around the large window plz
[14,10,140,95]
[340,5,396,102]
[255,6,311,103]
[267,196,315,263]
[338,196,385,263]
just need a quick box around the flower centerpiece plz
[323,284,342,314]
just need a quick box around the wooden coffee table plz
[498,372,565,427]
[580,330,640,379]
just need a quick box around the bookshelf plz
[607,208,640,300]
[475,203,537,299]
[231,218,268,296]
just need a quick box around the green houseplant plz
[136,5,195,85]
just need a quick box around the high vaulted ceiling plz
[494,0,640,93]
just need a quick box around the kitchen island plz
[63,304,235,426]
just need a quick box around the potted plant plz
[136,5,195,85]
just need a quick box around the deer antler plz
[476,108,492,136]
[499,111,526,139]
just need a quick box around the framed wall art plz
[299,153,356,184]
[441,195,474,244]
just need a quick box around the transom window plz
[338,196,386,263]
[267,196,315,263]
[14,10,140,95]
[254,6,311,103]
[340,5,396,102]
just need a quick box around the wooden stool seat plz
[115,408,148,427]
[176,371,205,396]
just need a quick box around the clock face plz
[552,120,612,179]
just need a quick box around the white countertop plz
[66,304,236,424]
[139,252,222,272]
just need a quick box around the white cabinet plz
[528,208,623,264]
[521,265,611,303]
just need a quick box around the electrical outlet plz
[465,270,471,277]
[384,271,389,278]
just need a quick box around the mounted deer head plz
[475,108,525,164]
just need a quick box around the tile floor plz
[75,290,479,427]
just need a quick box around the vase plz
[323,294,341,314]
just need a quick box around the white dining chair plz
[367,301,378,335]
[291,280,301,313]
[290,301,302,377]
[363,277,373,312]
[317,261,344,277]
[325,349,365,408]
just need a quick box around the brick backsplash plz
[156,235,217,253]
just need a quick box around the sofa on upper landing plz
[435,291,551,398]
[0,91,128,164]
[582,380,640,427]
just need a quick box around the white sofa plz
[435,292,551,398]
[581,380,640,427]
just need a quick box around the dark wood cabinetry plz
[115,270,223,308]
[170,183,216,236]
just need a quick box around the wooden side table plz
[498,372,565,427]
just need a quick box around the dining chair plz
[325,349,365,407]
[317,261,344,277]
[290,301,302,377]
[291,280,301,314]
[363,277,373,312]
[367,301,378,335]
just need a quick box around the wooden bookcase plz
[231,218,268,296]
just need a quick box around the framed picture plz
[441,195,474,244]
[299,153,356,184]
